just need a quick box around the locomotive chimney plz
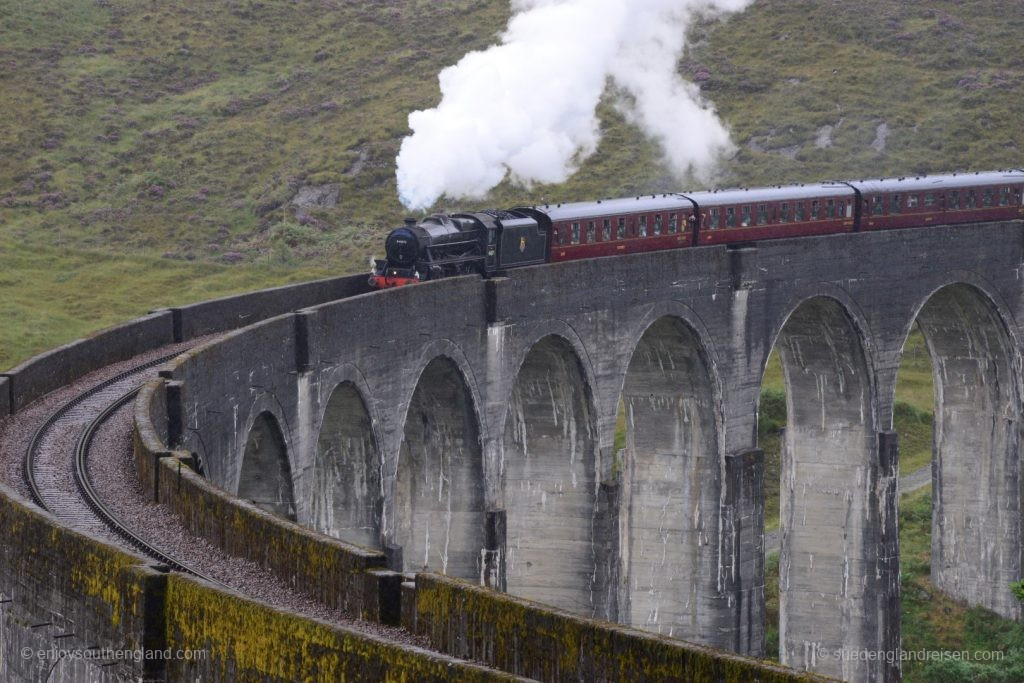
[404,217,417,227]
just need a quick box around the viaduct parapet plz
[152,220,1024,682]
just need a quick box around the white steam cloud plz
[396,0,751,210]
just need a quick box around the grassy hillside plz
[2,0,1023,367]
[0,240,333,368]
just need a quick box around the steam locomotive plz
[369,170,1024,289]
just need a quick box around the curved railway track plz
[22,353,224,586]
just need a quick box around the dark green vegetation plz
[2,0,1023,367]
[892,490,1024,682]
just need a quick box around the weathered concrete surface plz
[1,309,174,411]
[723,447,766,656]
[169,313,299,502]
[311,381,382,549]
[919,285,1022,621]
[395,357,485,578]
[0,375,10,418]
[775,298,892,682]
[620,316,719,640]
[171,273,369,341]
[501,335,604,617]
[237,411,297,520]
[163,220,1024,682]
[0,482,165,682]
[165,573,529,682]
[413,572,832,683]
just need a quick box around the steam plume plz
[396,0,751,210]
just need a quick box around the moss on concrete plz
[414,573,834,682]
[164,573,525,682]
[0,484,166,679]
[150,434,388,617]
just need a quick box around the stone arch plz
[394,356,485,577]
[311,380,382,549]
[501,334,607,617]
[617,315,721,640]
[770,296,878,678]
[907,282,1022,619]
[237,411,297,521]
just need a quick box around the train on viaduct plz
[1,182,1023,682]
[162,216,1024,680]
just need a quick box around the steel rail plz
[22,352,225,586]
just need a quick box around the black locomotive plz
[369,209,548,287]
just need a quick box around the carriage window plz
[924,193,935,207]
[1017,190,1023,206]
[795,202,805,221]
[669,213,678,233]
[757,204,768,225]
[570,222,580,244]
[552,226,560,245]
[891,194,902,213]
[907,195,918,209]
[741,206,751,227]
[709,208,720,229]
[841,201,851,218]
[967,190,977,208]
[811,200,820,220]
[779,203,789,223]
[999,188,1010,206]
[586,221,595,243]
[826,199,835,218]
[602,219,611,241]
[872,196,884,215]
[726,207,736,228]
[983,188,994,207]
[617,217,627,239]
[654,213,663,235]
[638,215,647,237]
[949,191,960,209]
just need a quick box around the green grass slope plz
[0,240,333,368]
[1,0,1022,366]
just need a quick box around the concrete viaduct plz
[166,220,1024,682]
